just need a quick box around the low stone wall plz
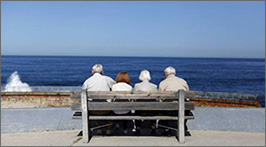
[1,92,262,108]
[191,98,261,107]
[1,92,79,107]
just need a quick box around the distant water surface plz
[1,55,265,106]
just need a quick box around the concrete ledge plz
[1,107,265,133]
[188,107,265,132]
[1,107,82,133]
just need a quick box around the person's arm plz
[82,84,86,90]
[159,82,164,91]
[82,79,88,90]
[185,81,189,91]
[107,84,116,103]
[105,76,116,90]
[158,82,164,102]
[133,84,139,91]
[82,80,92,101]
[185,81,190,101]
[153,84,158,91]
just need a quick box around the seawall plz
[1,91,262,108]
[1,92,76,107]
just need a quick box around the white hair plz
[164,66,176,75]
[139,70,151,81]
[92,64,103,73]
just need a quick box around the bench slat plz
[71,102,195,111]
[70,91,195,100]
[88,102,195,111]
[72,115,194,120]
[91,96,179,100]
[71,95,179,100]
[71,103,81,111]
[87,91,178,96]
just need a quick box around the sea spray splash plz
[4,71,32,92]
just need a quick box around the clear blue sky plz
[1,1,265,58]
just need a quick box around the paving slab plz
[1,130,265,146]
[1,107,265,133]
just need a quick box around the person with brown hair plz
[111,71,133,134]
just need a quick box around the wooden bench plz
[70,90,195,144]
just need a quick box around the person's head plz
[139,70,151,81]
[116,71,130,84]
[164,66,176,78]
[92,64,103,75]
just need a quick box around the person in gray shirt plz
[134,70,158,135]
[134,70,157,91]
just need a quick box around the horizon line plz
[1,54,265,60]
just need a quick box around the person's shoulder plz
[150,82,158,88]
[83,75,94,83]
[134,82,141,87]
[125,83,133,89]
[112,83,119,87]
[134,83,141,91]
[111,83,119,90]
[82,75,94,89]
[159,78,167,85]
[112,83,132,91]
[176,76,187,83]
[103,75,114,80]
[122,83,133,90]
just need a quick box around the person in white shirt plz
[111,71,132,134]
[82,64,116,91]
[134,70,158,135]
[82,64,116,135]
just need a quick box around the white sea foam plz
[4,71,32,92]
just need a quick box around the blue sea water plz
[1,55,265,106]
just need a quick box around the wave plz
[4,71,32,92]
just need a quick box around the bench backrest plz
[71,90,195,111]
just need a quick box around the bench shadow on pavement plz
[77,120,191,137]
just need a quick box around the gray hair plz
[92,64,103,73]
[164,66,176,75]
[139,70,151,81]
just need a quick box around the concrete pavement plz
[1,107,265,133]
[1,129,265,146]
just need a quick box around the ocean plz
[1,55,265,106]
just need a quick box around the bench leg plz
[82,115,90,142]
[177,90,185,144]
[81,90,91,143]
